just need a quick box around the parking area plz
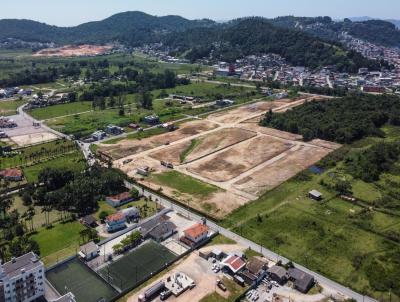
[2,113,60,146]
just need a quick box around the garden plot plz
[149,127,257,165]
[186,135,294,182]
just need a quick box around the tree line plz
[261,93,400,143]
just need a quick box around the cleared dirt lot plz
[33,44,113,57]
[100,120,219,160]
[207,101,286,124]
[239,123,303,141]
[187,135,294,182]
[115,98,339,218]
[11,132,59,146]
[149,127,257,165]
[233,144,338,195]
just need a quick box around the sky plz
[1,0,400,26]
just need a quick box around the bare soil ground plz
[127,244,245,302]
[33,45,113,57]
[233,144,339,195]
[239,124,303,141]
[11,132,59,146]
[100,120,219,160]
[187,135,294,182]
[307,139,342,150]
[207,101,286,124]
[149,127,257,165]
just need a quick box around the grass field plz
[47,257,118,302]
[222,127,400,302]
[0,99,26,116]
[150,171,221,198]
[10,195,62,229]
[29,101,93,120]
[23,151,86,182]
[0,139,77,169]
[32,221,85,265]
[98,240,176,291]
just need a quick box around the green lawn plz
[31,221,85,266]
[0,99,26,116]
[150,171,221,198]
[23,151,86,183]
[29,101,93,120]
[0,139,77,169]
[10,195,62,229]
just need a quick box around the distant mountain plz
[162,18,385,72]
[0,12,391,72]
[269,16,400,47]
[0,11,215,45]
[350,17,400,29]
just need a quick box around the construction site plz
[99,96,340,219]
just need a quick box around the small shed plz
[80,215,97,228]
[79,241,99,261]
[308,190,322,201]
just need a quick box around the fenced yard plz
[46,257,118,302]
[97,240,177,291]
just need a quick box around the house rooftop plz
[1,252,42,279]
[80,241,99,256]
[0,168,23,178]
[184,223,209,239]
[107,191,131,201]
[221,254,246,274]
[106,212,125,222]
[267,265,287,279]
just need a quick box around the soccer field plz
[47,258,118,302]
[98,240,177,291]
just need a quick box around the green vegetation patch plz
[150,170,220,198]
[180,138,201,163]
[29,101,92,120]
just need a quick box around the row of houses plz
[204,248,315,294]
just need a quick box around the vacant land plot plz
[207,101,285,124]
[98,240,177,291]
[149,170,221,198]
[188,136,294,182]
[101,120,219,160]
[23,151,86,182]
[150,128,256,165]
[0,99,26,116]
[11,132,59,146]
[3,113,61,146]
[29,101,92,120]
[34,44,113,57]
[47,258,117,302]
[233,144,335,195]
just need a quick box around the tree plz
[21,192,32,206]
[68,92,77,102]
[99,211,109,222]
[139,90,153,109]
[130,188,140,200]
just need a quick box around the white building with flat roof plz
[0,252,45,302]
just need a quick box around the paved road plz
[18,105,69,139]
[125,181,377,302]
